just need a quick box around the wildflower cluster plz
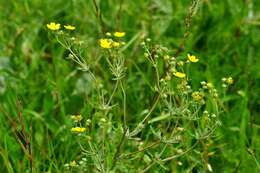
[47,22,76,31]
[70,114,86,134]
[64,158,88,172]
[47,24,233,172]
[71,114,83,122]
[222,76,234,88]
[200,81,219,98]
[192,91,204,102]
[99,32,126,49]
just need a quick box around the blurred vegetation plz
[0,0,259,172]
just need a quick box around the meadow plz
[0,0,259,172]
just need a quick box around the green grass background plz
[0,0,259,172]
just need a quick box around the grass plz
[0,0,260,172]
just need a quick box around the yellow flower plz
[71,115,83,122]
[187,54,199,63]
[99,39,112,49]
[64,24,76,30]
[71,127,86,133]
[70,160,77,167]
[112,41,120,48]
[114,31,125,37]
[46,22,60,31]
[192,91,204,102]
[173,72,186,78]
